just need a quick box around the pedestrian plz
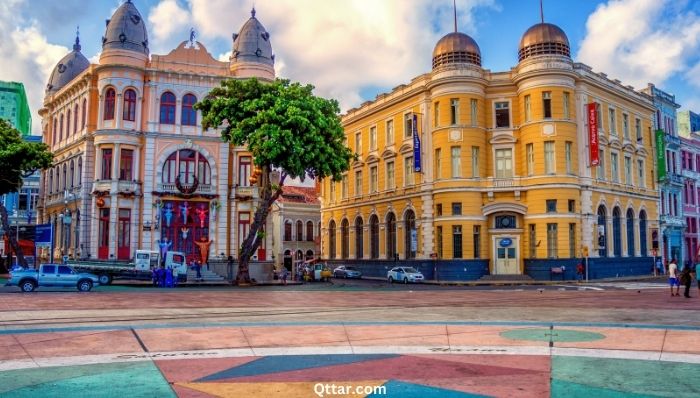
[165,266,174,288]
[195,260,202,281]
[151,267,158,287]
[656,257,663,276]
[668,258,680,297]
[157,265,166,287]
[576,262,584,282]
[680,266,692,298]
[280,267,288,286]
[172,265,179,287]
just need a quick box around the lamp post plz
[61,191,74,261]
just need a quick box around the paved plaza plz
[0,284,699,397]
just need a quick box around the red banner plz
[588,103,599,166]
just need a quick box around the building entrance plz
[493,236,519,275]
[159,199,210,263]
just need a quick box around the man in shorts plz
[668,258,680,297]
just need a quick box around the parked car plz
[387,267,424,284]
[333,265,362,279]
[5,264,100,292]
[313,263,333,281]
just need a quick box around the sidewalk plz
[361,274,665,286]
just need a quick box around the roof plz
[277,186,319,205]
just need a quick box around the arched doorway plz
[639,210,647,256]
[370,215,379,259]
[328,220,336,259]
[340,218,349,259]
[626,208,635,256]
[305,250,314,260]
[283,249,292,271]
[404,210,416,259]
[612,207,622,257]
[597,205,608,257]
[355,217,363,259]
[386,212,396,260]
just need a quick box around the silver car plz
[387,267,425,284]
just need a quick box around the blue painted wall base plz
[525,257,655,280]
[326,259,489,281]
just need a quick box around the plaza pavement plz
[0,287,699,397]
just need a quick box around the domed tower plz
[99,0,149,66]
[432,32,482,69]
[46,33,90,93]
[230,8,275,80]
[518,22,570,62]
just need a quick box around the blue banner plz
[412,114,421,172]
[35,223,53,263]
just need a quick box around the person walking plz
[195,260,202,281]
[576,262,584,282]
[669,258,680,297]
[680,266,692,298]
[280,267,289,286]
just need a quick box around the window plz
[473,225,480,258]
[52,117,57,144]
[59,114,64,141]
[565,141,573,174]
[635,118,641,141]
[119,149,133,181]
[542,91,552,118]
[544,141,555,174]
[328,220,336,259]
[355,132,362,155]
[73,104,79,134]
[434,148,442,180]
[611,152,619,183]
[404,156,414,186]
[609,108,616,135]
[181,94,197,126]
[78,157,82,186]
[569,223,576,258]
[624,156,632,185]
[524,95,531,122]
[118,209,131,254]
[434,101,440,128]
[547,223,558,258]
[450,98,459,125]
[495,215,516,229]
[69,160,74,188]
[161,150,211,185]
[354,170,362,196]
[98,208,110,256]
[355,218,363,259]
[595,102,602,129]
[529,224,536,258]
[123,89,137,121]
[44,265,56,274]
[639,210,647,256]
[101,148,112,180]
[612,207,622,257]
[340,219,349,259]
[637,160,645,188]
[598,149,605,180]
[563,92,570,119]
[369,126,377,151]
[471,146,479,177]
[626,208,635,256]
[306,221,314,241]
[404,113,413,138]
[341,175,348,199]
[404,211,416,259]
[329,181,335,202]
[451,147,461,178]
[104,88,115,120]
[370,165,377,193]
[470,99,478,127]
[546,199,557,213]
[296,220,303,241]
[436,226,443,258]
[495,101,510,128]
[160,92,176,124]
[568,199,575,212]
[526,143,534,176]
[82,98,87,129]
[452,202,462,216]
[238,156,251,187]
[436,203,442,216]
[386,161,395,189]
[453,225,463,258]
[623,114,630,139]
[370,215,379,259]
[386,213,396,259]
[386,119,394,145]
[66,110,71,137]
[495,148,513,178]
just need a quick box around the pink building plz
[681,131,700,266]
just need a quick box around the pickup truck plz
[70,250,188,285]
[6,264,100,292]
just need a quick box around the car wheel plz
[20,280,36,292]
[77,280,93,292]
[98,274,112,285]
[388,276,393,283]
[403,277,408,284]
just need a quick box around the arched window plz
[612,207,622,257]
[160,92,176,124]
[306,221,314,241]
[329,220,336,259]
[284,220,292,241]
[66,110,71,137]
[626,208,635,256]
[296,220,303,241]
[370,215,379,259]
[161,149,211,185]
[69,160,74,188]
[355,217,363,259]
[404,210,416,259]
[181,94,197,126]
[73,104,79,135]
[306,250,314,260]
[61,164,67,191]
[81,98,87,129]
[597,205,607,257]
[296,250,304,261]
[639,210,648,256]
[59,114,64,141]
[123,89,137,121]
[48,169,53,194]
[340,219,349,259]
[386,212,396,259]
[104,88,116,120]
[77,157,82,186]
[52,117,57,144]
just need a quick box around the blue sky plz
[2,0,700,134]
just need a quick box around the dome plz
[432,32,481,69]
[518,23,570,62]
[231,8,274,68]
[46,36,90,93]
[102,0,148,55]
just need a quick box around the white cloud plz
[578,0,700,90]
[147,0,192,54]
[0,0,68,135]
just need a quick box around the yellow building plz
[320,22,659,280]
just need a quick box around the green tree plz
[0,119,53,267]
[196,78,352,284]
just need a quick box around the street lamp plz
[61,191,74,261]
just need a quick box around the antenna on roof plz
[453,0,458,32]
[540,0,544,23]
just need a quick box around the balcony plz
[157,182,213,195]
[231,185,259,200]
[659,214,686,228]
[117,180,142,195]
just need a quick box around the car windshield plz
[403,267,419,273]
[345,267,357,271]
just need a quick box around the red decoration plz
[175,175,199,194]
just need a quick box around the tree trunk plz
[235,170,285,285]
[0,203,27,268]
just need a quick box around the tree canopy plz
[0,118,52,196]
[196,78,353,182]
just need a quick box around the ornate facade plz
[320,21,660,279]
[38,1,275,265]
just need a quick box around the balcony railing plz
[486,177,522,190]
[231,185,259,200]
[157,182,213,194]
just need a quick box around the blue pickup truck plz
[6,264,100,292]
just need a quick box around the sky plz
[2,0,700,136]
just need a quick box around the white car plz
[387,266,424,284]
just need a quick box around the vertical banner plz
[655,129,666,181]
[412,114,422,172]
[587,103,599,166]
